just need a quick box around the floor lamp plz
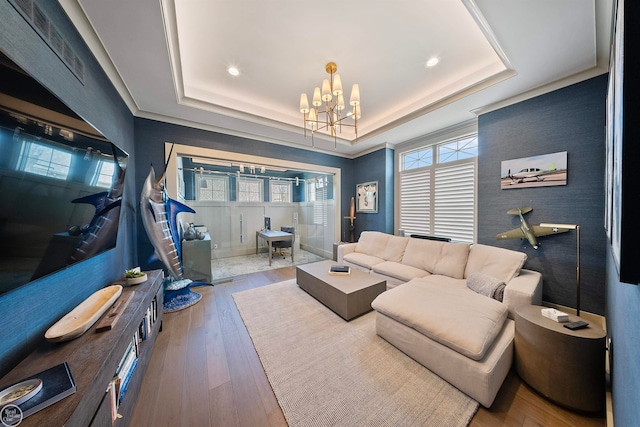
[540,223,581,316]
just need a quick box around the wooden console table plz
[514,305,606,412]
[256,230,294,266]
[0,270,164,426]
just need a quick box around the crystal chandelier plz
[299,62,360,147]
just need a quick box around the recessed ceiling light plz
[228,66,240,76]
[426,57,439,67]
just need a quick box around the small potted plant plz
[124,268,147,286]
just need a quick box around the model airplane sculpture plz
[496,207,569,249]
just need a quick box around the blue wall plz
[351,148,394,238]
[607,248,640,424]
[478,75,607,315]
[0,1,136,376]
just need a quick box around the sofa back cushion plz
[355,231,409,262]
[402,238,469,279]
[464,244,527,283]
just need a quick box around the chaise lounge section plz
[338,232,542,407]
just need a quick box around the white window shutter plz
[400,169,431,236]
[434,162,475,243]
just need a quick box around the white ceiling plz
[60,0,613,157]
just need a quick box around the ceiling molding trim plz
[394,119,479,153]
[160,0,186,103]
[135,110,356,159]
[473,0,613,117]
[177,94,354,146]
[471,66,608,117]
[59,0,140,115]
[351,143,397,159]
[462,0,515,71]
[355,68,516,144]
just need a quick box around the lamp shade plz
[337,94,345,111]
[352,104,361,120]
[350,84,360,106]
[308,108,317,127]
[312,87,322,107]
[332,74,343,96]
[299,94,309,113]
[321,79,332,102]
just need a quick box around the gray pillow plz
[466,272,506,302]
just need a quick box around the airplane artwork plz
[507,163,557,184]
[496,207,569,249]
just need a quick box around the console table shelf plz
[0,270,164,427]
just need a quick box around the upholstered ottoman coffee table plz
[296,260,386,320]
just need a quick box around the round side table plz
[514,305,606,412]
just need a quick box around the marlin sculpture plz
[140,164,195,280]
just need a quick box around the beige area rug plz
[233,280,479,427]
[211,249,325,282]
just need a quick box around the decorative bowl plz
[125,273,147,286]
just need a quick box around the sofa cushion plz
[371,278,508,360]
[355,231,389,255]
[401,239,469,279]
[467,272,506,302]
[343,252,385,269]
[355,231,408,262]
[372,261,430,282]
[464,244,527,283]
[380,235,410,262]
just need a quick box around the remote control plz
[563,320,589,330]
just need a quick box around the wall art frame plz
[356,181,378,213]
[606,0,640,284]
[500,151,567,190]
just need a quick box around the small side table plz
[514,305,606,412]
[182,233,213,282]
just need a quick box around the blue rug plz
[163,283,202,313]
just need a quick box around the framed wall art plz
[606,0,640,284]
[500,151,567,190]
[356,181,378,213]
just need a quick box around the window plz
[92,160,115,188]
[237,177,263,202]
[403,147,433,170]
[399,135,477,243]
[438,135,478,163]
[199,176,228,201]
[269,180,291,203]
[16,140,72,180]
[308,176,328,226]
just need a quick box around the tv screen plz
[0,51,128,295]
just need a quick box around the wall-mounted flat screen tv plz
[0,51,128,296]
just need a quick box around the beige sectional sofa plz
[337,231,542,407]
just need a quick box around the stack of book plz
[107,295,158,422]
[328,265,350,276]
[5,362,76,419]
[541,308,569,322]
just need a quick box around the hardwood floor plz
[130,267,605,427]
